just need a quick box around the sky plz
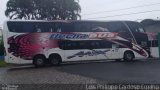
[80,0,160,21]
[1,0,160,26]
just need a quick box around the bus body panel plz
[2,20,149,64]
[150,47,159,58]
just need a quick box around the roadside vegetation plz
[0,60,8,67]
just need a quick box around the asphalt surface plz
[0,66,97,84]
[57,60,160,84]
[0,60,160,84]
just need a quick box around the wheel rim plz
[36,58,44,65]
[126,53,132,60]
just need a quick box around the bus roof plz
[5,20,138,23]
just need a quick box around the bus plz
[2,20,149,67]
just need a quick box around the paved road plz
[56,60,160,84]
[0,66,97,84]
[0,60,160,84]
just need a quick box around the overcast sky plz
[1,0,160,26]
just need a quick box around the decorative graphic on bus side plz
[49,32,118,39]
[8,33,58,60]
[67,50,110,59]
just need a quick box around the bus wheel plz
[123,51,134,62]
[33,55,46,67]
[115,59,122,62]
[49,55,62,66]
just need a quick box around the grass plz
[0,60,8,67]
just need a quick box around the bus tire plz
[33,55,46,67]
[115,59,122,62]
[123,51,134,62]
[49,54,62,66]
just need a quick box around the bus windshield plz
[126,21,145,33]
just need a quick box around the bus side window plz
[61,22,74,32]
[55,22,71,32]
[58,41,65,50]
[79,42,87,49]
[64,41,77,50]
[35,25,41,32]
[50,22,61,32]
[89,41,98,49]
[91,26,109,32]
[99,40,112,49]
[74,22,91,32]
[88,40,114,49]
[57,28,62,32]
[112,44,119,49]
[62,41,89,50]
[8,21,52,33]
[91,22,109,32]
[7,22,23,33]
[34,22,50,32]
[50,23,55,32]
[50,28,53,32]
[23,22,34,32]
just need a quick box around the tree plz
[5,0,81,20]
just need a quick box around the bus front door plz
[110,44,120,59]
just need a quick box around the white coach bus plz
[2,20,149,67]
